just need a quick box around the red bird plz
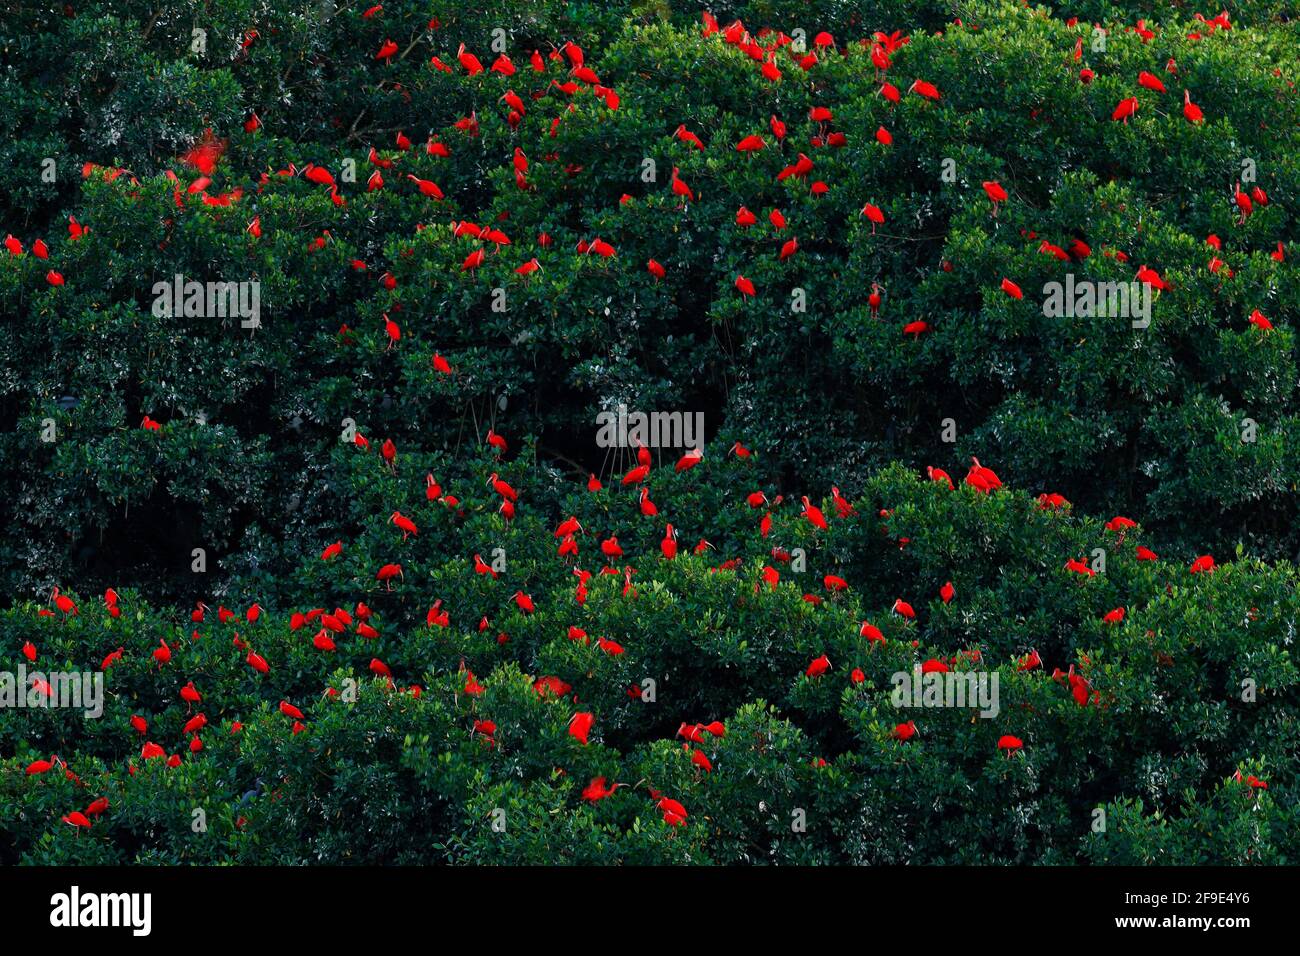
[569,711,595,744]
[806,655,831,677]
[621,464,649,485]
[279,700,304,720]
[661,524,678,559]
[981,180,1007,214]
[675,448,702,472]
[488,473,518,501]
[800,496,828,530]
[582,777,622,802]
[965,457,1002,493]
[51,587,78,617]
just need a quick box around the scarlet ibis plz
[909,79,940,99]
[658,525,678,560]
[569,711,594,744]
[670,167,694,202]
[488,473,518,501]
[457,43,484,74]
[1112,97,1139,122]
[407,175,444,199]
[638,487,658,517]
[391,512,418,539]
[50,587,78,617]
[981,180,1007,215]
[800,496,828,530]
[1137,70,1166,93]
[806,655,831,677]
[862,203,884,232]
[926,466,954,489]
[582,777,623,802]
[674,125,704,150]
[965,457,1002,493]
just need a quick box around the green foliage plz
[0,0,1297,865]
[2,464,1295,864]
